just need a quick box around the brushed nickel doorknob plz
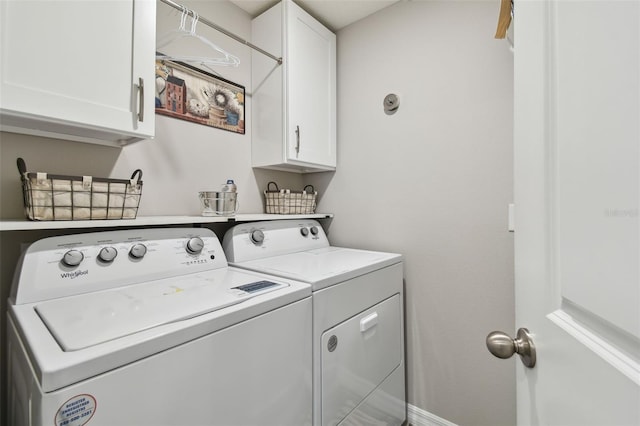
[486,327,536,368]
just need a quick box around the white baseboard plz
[407,404,458,426]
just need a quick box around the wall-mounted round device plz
[383,93,399,115]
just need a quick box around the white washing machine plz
[223,219,406,426]
[7,227,312,426]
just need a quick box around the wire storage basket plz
[264,181,317,214]
[17,158,143,221]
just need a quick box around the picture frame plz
[155,58,245,134]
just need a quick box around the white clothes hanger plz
[156,7,240,68]
[156,4,189,47]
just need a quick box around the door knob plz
[486,327,536,368]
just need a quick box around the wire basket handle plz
[16,157,27,177]
[303,184,315,193]
[18,157,143,184]
[130,169,143,183]
[266,181,279,192]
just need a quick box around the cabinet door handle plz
[295,125,300,157]
[137,77,145,122]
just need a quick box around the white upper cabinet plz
[252,0,336,173]
[0,0,156,147]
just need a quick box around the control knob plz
[98,246,118,263]
[300,227,309,237]
[250,229,265,244]
[186,237,205,254]
[129,243,147,259]
[62,249,84,267]
[310,226,319,236]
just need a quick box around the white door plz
[509,0,640,424]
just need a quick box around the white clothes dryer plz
[223,219,406,426]
[7,227,312,426]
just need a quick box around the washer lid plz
[35,273,286,351]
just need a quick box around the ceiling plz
[229,0,401,31]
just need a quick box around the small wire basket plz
[264,181,317,214]
[17,158,143,221]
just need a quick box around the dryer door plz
[321,294,402,426]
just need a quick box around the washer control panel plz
[97,246,118,263]
[12,228,227,304]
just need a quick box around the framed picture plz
[155,58,245,134]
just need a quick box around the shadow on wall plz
[305,170,334,206]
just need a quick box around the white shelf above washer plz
[0,213,333,231]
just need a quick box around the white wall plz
[307,1,515,425]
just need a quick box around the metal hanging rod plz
[158,0,282,65]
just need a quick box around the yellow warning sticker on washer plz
[55,394,96,426]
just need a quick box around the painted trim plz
[548,310,640,386]
[407,404,458,426]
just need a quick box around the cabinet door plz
[0,0,155,146]
[286,1,336,168]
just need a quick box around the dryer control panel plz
[11,228,227,304]
[222,219,330,262]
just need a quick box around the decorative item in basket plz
[264,181,317,214]
[17,158,143,221]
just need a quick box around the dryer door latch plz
[360,312,379,333]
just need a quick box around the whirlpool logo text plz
[60,270,89,279]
